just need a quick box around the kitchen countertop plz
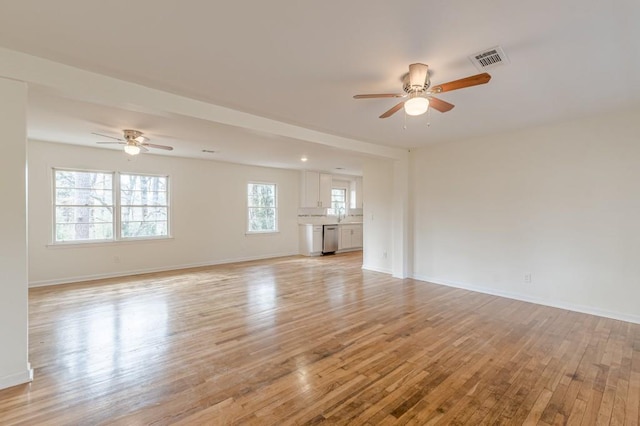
[299,221,363,226]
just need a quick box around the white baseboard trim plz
[336,248,363,254]
[0,364,33,390]
[362,264,393,275]
[29,251,300,288]
[413,274,640,325]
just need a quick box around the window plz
[327,188,347,216]
[247,183,277,233]
[54,170,114,242]
[53,169,169,243]
[120,174,169,239]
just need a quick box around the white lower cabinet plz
[338,224,363,251]
[299,224,323,256]
[301,223,362,255]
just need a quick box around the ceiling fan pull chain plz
[403,110,407,130]
[427,107,431,127]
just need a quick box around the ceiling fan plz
[353,63,491,118]
[94,129,174,155]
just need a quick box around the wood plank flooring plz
[1,252,639,425]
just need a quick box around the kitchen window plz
[53,168,170,243]
[247,182,277,233]
[327,188,347,216]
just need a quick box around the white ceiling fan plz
[94,129,174,155]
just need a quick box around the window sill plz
[245,231,280,236]
[47,236,174,249]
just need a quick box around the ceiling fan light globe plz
[124,144,141,155]
[404,96,429,116]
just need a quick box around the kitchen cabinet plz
[339,224,363,251]
[301,171,332,208]
[350,177,363,209]
[299,224,323,256]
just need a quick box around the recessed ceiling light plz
[301,156,308,162]
[202,149,217,154]
[335,167,345,170]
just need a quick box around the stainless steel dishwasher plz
[322,225,338,254]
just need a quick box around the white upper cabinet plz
[319,173,332,207]
[301,171,332,208]
[350,176,363,209]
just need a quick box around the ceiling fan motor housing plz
[123,129,144,141]
[403,64,430,94]
[403,79,430,94]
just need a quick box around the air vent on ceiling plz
[469,46,509,71]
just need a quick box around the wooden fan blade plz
[428,97,455,113]
[431,73,491,93]
[354,93,406,99]
[379,101,405,119]
[143,143,174,151]
[409,63,428,88]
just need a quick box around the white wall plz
[362,158,394,274]
[411,107,640,323]
[0,78,32,389]
[28,140,300,285]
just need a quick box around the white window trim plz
[246,181,278,235]
[328,185,349,216]
[51,168,172,246]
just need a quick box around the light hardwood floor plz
[1,252,639,425]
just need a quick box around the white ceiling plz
[1,0,639,174]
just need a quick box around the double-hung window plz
[120,174,169,239]
[327,188,347,216]
[54,170,114,242]
[247,182,277,233]
[53,169,169,243]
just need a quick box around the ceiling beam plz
[0,47,407,161]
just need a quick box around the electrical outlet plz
[524,273,532,284]
[383,250,387,259]
[114,255,120,264]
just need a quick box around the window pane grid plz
[247,183,277,232]
[121,190,168,206]
[122,221,168,238]
[56,206,113,217]
[120,174,169,239]
[328,188,347,216]
[53,169,170,243]
[56,223,113,242]
[54,170,114,243]
[55,190,114,200]
[55,171,112,190]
